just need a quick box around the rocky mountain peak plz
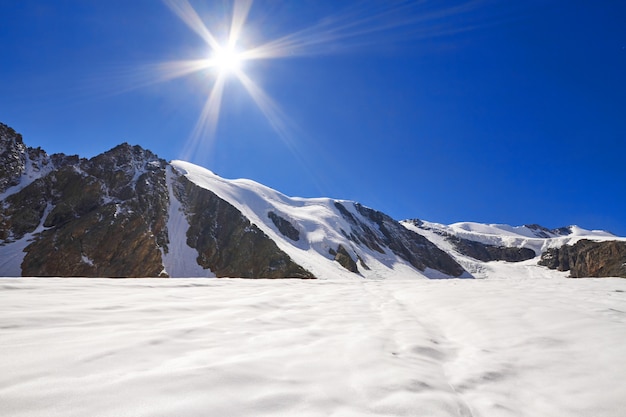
[524,223,576,238]
[84,143,167,201]
[0,123,27,194]
[0,130,171,277]
[524,224,555,238]
[90,143,165,176]
[97,142,160,163]
[0,123,24,149]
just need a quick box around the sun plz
[211,44,243,75]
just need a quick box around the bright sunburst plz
[160,0,287,159]
[155,0,491,160]
[211,45,244,75]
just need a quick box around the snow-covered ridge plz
[406,219,622,257]
[171,160,459,279]
[171,160,391,279]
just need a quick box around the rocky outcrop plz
[173,175,315,279]
[22,202,167,277]
[1,140,170,277]
[405,219,536,262]
[447,235,536,262]
[539,240,626,278]
[331,244,359,273]
[268,211,300,241]
[0,123,26,193]
[334,202,466,277]
[525,224,575,238]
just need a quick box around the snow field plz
[1,277,626,417]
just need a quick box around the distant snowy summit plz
[1,122,625,278]
[403,220,625,278]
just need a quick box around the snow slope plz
[0,204,53,276]
[171,160,440,280]
[161,166,214,278]
[2,277,625,417]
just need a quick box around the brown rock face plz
[334,202,466,277]
[173,175,315,279]
[539,240,626,278]
[334,244,359,273]
[268,211,300,241]
[404,219,536,263]
[1,142,170,277]
[447,235,536,262]
[0,123,26,193]
[23,206,165,277]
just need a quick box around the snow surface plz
[1,277,626,417]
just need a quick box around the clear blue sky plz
[1,1,625,235]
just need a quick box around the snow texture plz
[1,277,626,417]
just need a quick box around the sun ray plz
[233,68,330,196]
[153,0,501,163]
[234,69,295,144]
[152,59,213,82]
[228,0,253,48]
[241,1,493,61]
[162,0,221,51]
[180,74,227,161]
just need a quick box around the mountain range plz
[1,122,625,279]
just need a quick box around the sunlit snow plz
[1,277,625,417]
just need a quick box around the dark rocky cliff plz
[445,235,535,262]
[334,203,466,277]
[172,174,314,278]
[404,219,536,263]
[2,142,170,277]
[0,123,26,193]
[539,240,626,278]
